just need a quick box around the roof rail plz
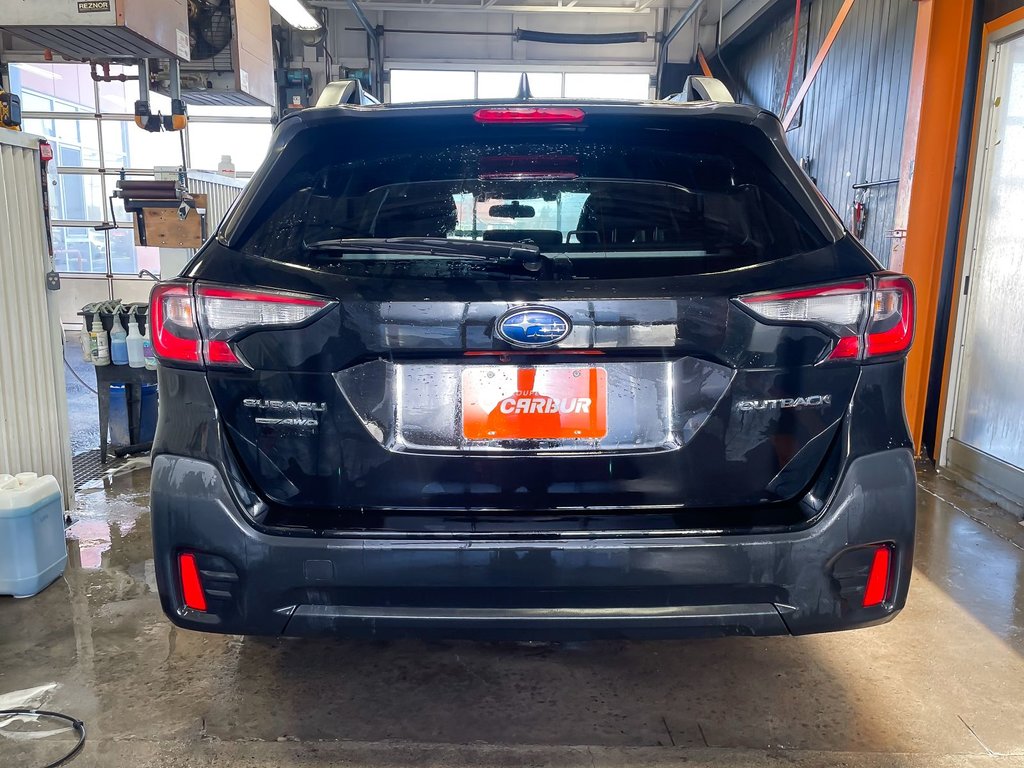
[316,79,381,108]
[662,76,735,104]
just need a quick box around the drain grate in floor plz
[72,449,129,489]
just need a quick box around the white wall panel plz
[382,11,514,62]
[54,276,110,327]
[328,8,378,71]
[327,8,657,71]
[0,131,74,503]
[110,278,154,305]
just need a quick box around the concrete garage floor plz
[2,468,1024,768]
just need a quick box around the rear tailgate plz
[199,259,861,512]
[181,104,879,516]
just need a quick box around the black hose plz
[515,29,649,45]
[63,339,98,396]
[0,710,86,768]
[113,441,153,458]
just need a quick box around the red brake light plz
[474,107,585,124]
[150,282,332,368]
[197,286,327,307]
[736,274,915,362]
[178,553,207,612]
[205,340,239,365]
[830,336,861,360]
[866,276,914,357]
[862,547,892,607]
[150,283,201,364]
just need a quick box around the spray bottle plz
[143,322,157,370]
[110,308,129,365]
[90,306,110,366]
[218,154,236,177]
[79,306,94,362]
[127,307,145,368]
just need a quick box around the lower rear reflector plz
[862,547,892,608]
[179,553,208,612]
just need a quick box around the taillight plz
[150,282,332,367]
[737,274,915,361]
[196,286,330,366]
[474,107,585,124]
[151,284,201,364]
[866,276,914,356]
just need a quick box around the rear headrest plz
[575,189,698,245]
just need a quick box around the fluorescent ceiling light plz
[270,0,321,30]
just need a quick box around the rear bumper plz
[150,449,916,639]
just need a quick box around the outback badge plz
[737,395,832,412]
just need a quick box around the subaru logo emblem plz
[495,307,572,347]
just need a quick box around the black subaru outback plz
[150,95,916,639]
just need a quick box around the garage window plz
[7,61,269,318]
[389,69,652,103]
[564,72,650,99]
[389,70,477,102]
[478,71,563,98]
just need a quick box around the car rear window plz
[239,121,830,280]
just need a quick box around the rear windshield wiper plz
[303,237,547,271]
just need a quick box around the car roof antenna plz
[516,73,533,101]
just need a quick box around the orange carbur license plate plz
[462,366,608,440]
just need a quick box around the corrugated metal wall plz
[0,132,74,503]
[726,0,918,264]
[187,171,246,232]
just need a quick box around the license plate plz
[462,366,608,440]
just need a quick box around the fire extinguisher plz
[852,192,868,240]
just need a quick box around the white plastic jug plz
[127,311,145,368]
[79,316,92,363]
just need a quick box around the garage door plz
[946,29,1024,504]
